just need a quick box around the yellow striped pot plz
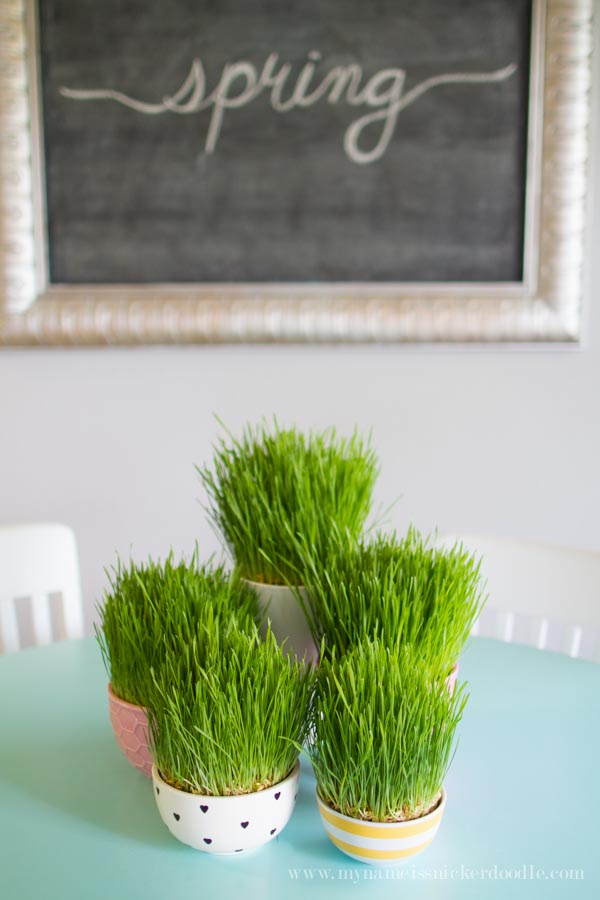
[316,789,446,866]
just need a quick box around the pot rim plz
[242,577,304,591]
[316,786,446,829]
[152,758,300,801]
[107,681,147,713]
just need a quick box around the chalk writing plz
[60,52,517,165]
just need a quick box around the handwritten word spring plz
[60,52,517,165]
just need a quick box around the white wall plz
[2,10,599,633]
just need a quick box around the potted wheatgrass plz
[296,527,485,684]
[198,419,379,662]
[309,638,467,865]
[147,622,315,854]
[96,549,258,777]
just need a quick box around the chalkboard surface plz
[38,0,531,284]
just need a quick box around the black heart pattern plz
[270,828,277,835]
[200,805,209,813]
[173,813,180,821]
[203,838,212,845]
[274,792,281,800]
[241,821,249,829]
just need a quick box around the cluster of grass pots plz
[96,419,486,862]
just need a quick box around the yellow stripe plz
[317,797,443,839]
[328,832,434,860]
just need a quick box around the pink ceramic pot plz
[446,662,459,696]
[107,683,153,778]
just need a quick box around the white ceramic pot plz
[316,788,446,866]
[152,761,300,854]
[244,579,318,664]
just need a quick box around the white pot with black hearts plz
[152,761,300,854]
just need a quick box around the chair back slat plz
[0,598,21,654]
[566,625,583,659]
[535,617,549,651]
[30,592,53,646]
[60,585,85,640]
[497,610,515,643]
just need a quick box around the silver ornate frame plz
[0,0,593,345]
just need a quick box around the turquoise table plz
[0,638,598,899]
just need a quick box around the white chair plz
[0,522,84,653]
[440,534,600,662]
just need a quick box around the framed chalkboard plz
[0,0,593,344]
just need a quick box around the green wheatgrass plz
[308,637,468,822]
[95,549,259,707]
[296,527,486,674]
[147,624,316,796]
[198,419,380,585]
